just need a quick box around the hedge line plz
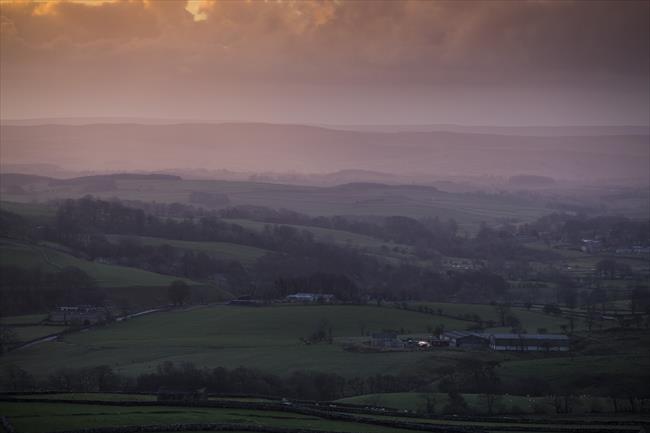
[1,396,646,432]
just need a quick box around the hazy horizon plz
[1,1,649,181]
[1,0,649,125]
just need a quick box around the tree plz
[595,259,630,280]
[168,280,191,306]
[562,287,578,309]
[495,303,512,326]
[0,364,35,391]
[0,326,17,354]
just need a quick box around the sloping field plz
[0,238,198,288]
[337,391,624,415]
[105,234,269,265]
[0,200,56,224]
[0,305,473,378]
[409,302,578,333]
[224,218,394,250]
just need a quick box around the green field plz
[224,218,419,265]
[0,200,56,223]
[0,401,417,433]
[105,234,269,265]
[336,391,621,416]
[3,304,642,387]
[0,314,47,325]
[408,302,580,333]
[20,393,158,401]
[1,396,645,433]
[0,304,474,378]
[9,325,66,343]
[225,218,400,249]
[0,238,199,288]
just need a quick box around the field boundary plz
[3,396,648,431]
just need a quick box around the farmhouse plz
[285,293,335,303]
[489,333,569,352]
[48,305,109,325]
[370,332,404,348]
[581,239,603,253]
[441,331,489,349]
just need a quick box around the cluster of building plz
[441,331,569,352]
[284,293,336,303]
[615,245,650,255]
[368,330,569,352]
[48,305,109,326]
[582,239,650,255]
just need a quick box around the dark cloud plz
[0,0,648,123]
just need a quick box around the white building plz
[285,293,335,303]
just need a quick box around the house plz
[48,305,109,326]
[285,293,335,303]
[581,239,602,254]
[370,332,404,348]
[440,331,489,350]
[489,333,569,352]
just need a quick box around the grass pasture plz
[0,304,474,378]
[336,392,622,416]
[0,401,416,433]
[225,218,399,250]
[9,325,66,343]
[408,302,579,333]
[1,396,646,433]
[0,238,198,288]
[0,314,47,325]
[0,200,56,223]
[105,234,269,265]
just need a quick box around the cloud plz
[1,0,648,122]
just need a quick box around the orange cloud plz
[0,0,647,123]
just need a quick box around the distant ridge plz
[2,117,648,136]
[322,123,650,136]
[1,122,648,182]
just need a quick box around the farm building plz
[489,333,569,352]
[228,296,265,306]
[48,305,109,325]
[285,293,336,303]
[370,332,404,348]
[441,331,489,349]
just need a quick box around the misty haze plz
[0,1,649,432]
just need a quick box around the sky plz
[1,0,649,125]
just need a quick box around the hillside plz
[0,177,560,231]
[2,123,648,181]
[105,234,269,266]
[0,238,198,289]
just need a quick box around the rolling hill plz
[0,175,557,231]
[2,123,648,181]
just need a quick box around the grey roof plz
[490,333,569,340]
[441,331,488,339]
